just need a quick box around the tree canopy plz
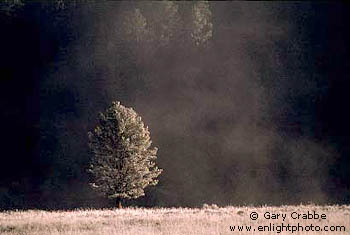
[88,101,162,207]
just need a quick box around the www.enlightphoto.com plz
[0,1,349,234]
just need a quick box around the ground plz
[0,204,349,234]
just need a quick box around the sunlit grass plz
[0,204,349,234]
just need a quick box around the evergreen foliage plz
[88,101,162,205]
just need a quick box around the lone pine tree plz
[88,101,162,208]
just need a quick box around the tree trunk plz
[116,197,122,209]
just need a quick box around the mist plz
[1,1,349,209]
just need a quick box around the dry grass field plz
[0,204,349,235]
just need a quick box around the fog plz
[66,1,334,206]
[1,1,348,209]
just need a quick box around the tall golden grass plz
[0,204,349,234]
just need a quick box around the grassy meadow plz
[0,204,349,235]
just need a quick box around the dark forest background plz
[0,1,349,210]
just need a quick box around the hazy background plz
[0,1,349,209]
